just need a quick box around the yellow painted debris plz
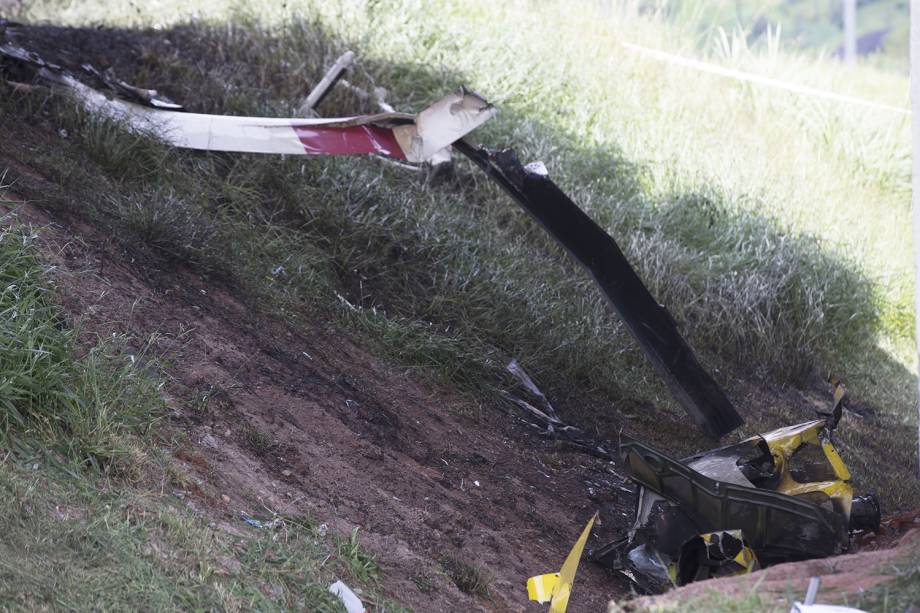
[526,573,559,603]
[525,513,597,612]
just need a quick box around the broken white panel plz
[393,87,497,163]
[57,72,311,154]
[687,454,755,487]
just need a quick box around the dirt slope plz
[0,160,635,611]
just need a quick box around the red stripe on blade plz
[292,124,406,159]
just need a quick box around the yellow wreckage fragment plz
[526,514,597,613]
[733,542,758,571]
[762,419,854,517]
[526,573,559,604]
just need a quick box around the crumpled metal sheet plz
[621,439,848,560]
[453,142,744,439]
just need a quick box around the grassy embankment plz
[1,0,917,609]
[12,0,915,488]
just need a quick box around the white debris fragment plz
[524,160,549,176]
[297,50,355,117]
[328,581,366,613]
[200,433,218,448]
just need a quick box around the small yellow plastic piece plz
[524,514,597,611]
[733,543,758,572]
[526,573,559,604]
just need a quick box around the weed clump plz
[242,427,276,457]
[335,528,379,582]
[440,555,491,597]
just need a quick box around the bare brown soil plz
[1,163,635,611]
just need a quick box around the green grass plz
[0,457,405,611]
[859,541,920,613]
[673,590,780,613]
[0,221,160,473]
[336,528,380,583]
[438,555,491,597]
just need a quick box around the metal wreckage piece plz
[591,387,881,593]
[452,136,877,595]
[453,142,743,438]
[2,28,880,599]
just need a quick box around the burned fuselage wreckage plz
[1,20,880,599]
[593,402,880,592]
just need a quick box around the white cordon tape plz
[623,42,910,116]
[52,69,496,164]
